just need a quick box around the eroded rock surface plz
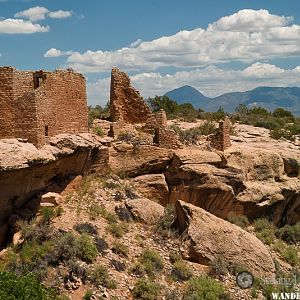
[131,174,169,206]
[126,198,164,225]
[0,134,108,247]
[166,146,300,225]
[174,200,275,278]
[109,144,173,177]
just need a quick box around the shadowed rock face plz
[0,134,108,247]
[110,67,152,124]
[174,200,275,278]
[165,147,300,225]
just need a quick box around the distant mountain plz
[164,86,300,115]
[164,85,210,108]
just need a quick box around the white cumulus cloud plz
[0,18,49,34]
[87,63,300,106]
[45,9,300,73]
[15,6,72,22]
[44,48,73,58]
[15,6,49,22]
[48,10,73,19]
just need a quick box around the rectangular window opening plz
[45,125,49,137]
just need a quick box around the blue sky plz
[1,0,300,105]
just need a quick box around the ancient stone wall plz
[35,70,88,146]
[155,109,167,127]
[110,67,152,123]
[154,127,182,150]
[0,67,88,147]
[211,116,231,151]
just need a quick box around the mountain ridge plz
[164,85,300,115]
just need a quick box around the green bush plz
[227,212,249,229]
[171,260,192,281]
[132,279,161,300]
[89,264,117,289]
[253,218,276,245]
[74,222,98,236]
[155,206,176,237]
[209,255,229,276]
[183,275,230,300]
[169,121,217,144]
[0,271,56,299]
[139,249,164,277]
[112,242,129,257]
[106,222,128,238]
[273,240,299,266]
[83,289,93,300]
[93,126,104,136]
[76,233,98,263]
[276,223,300,244]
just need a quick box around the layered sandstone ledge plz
[0,133,108,245]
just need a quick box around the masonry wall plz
[0,67,15,140]
[35,70,88,146]
[0,67,88,147]
[13,70,39,145]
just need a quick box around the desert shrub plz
[183,275,230,300]
[111,259,126,272]
[169,251,181,264]
[66,260,89,283]
[253,218,276,245]
[89,264,117,289]
[273,240,299,266]
[76,233,98,263]
[227,212,249,229]
[93,126,104,136]
[273,108,294,119]
[106,222,128,238]
[132,279,161,300]
[112,242,129,257]
[74,222,98,236]
[171,260,192,282]
[276,223,300,244]
[139,249,164,277]
[115,206,133,222]
[21,223,53,244]
[94,236,109,254]
[40,207,57,224]
[283,246,299,266]
[155,206,176,237]
[83,289,93,300]
[0,271,57,299]
[124,185,139,199]
[170,121,217,144]
[209,255,229,276]
[130,262,145,277]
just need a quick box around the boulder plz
[125,198,164,225]
[41,192,63,206]
[131,174,169,206]
[174,200,275,278]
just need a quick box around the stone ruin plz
[108,67,182,149]
[211,116,231,151]
[0,67,88,147]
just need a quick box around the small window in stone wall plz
[33,76,43,89]
[45,125,49,137]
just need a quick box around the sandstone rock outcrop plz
[166,146,300,225]
[109,144,173,177]
[131,174,169,206]
[174,200,275,278]
[126,198,164,225]
[0,133,108,247]
[110,67,152,124]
